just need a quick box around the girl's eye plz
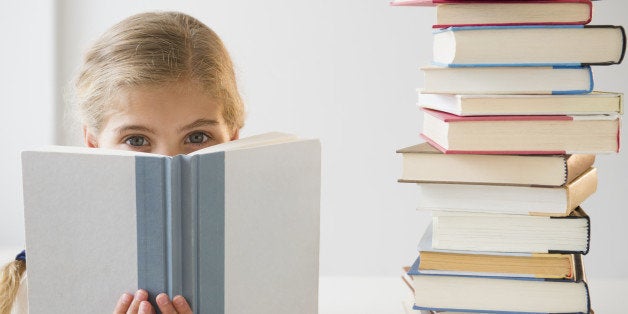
[125,136,149,147]
[186,132,210,144]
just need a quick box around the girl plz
[0,11,245,314]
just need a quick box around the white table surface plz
[2,248,624,313]
[318,276,627,314]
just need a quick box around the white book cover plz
[22,133,321,314]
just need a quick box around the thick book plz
[433,25,626,67]
[398,142,595,186]
[421,108,621,154]
[417,224,579,279]
[418,91,624,116]
[431,207,591,254]
[21,133,321,314]
[407,255,591,313]
[432,1,593,28]
[415,167,597,216]
[421,66,593,94]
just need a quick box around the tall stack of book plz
[392,0,625,313]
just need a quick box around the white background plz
[1,0,627,281]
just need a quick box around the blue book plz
[432,25,626,67]
[421,66,594,95]
[406,254,591,313]
[22,133,321,314]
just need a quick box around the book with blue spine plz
[421,66,594,95]
[407,253,591,313]
[21,133,321,314]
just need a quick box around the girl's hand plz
[113,289,193,314]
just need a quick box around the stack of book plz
[392,0,625,313]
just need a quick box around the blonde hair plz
[73,11,245,134]
[0,260,26,314]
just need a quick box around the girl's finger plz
[112,293,133,314]
[126,289,148,314]
[138,301,156,314]
[155,293,178,314]
[172,295,193,314]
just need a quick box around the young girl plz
[0,11,245,314]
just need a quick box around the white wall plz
[2,0,627,279]
[0,1,55,258]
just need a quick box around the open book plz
[22,132,321,314]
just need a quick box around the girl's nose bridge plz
[155,142,184,156]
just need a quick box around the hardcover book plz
[21,133,321,314]
[407,254,591,313]
[417,224,579,279]
[415,167,597,216]
[432,1,593,28]
[417,91,624,116]
[420,108,621,154]
[432,25,626,67]
[431,207,591,254]
[421,66,593,94]
[398,142,595,186]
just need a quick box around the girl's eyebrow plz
[179,119,219,132]
[115,125,156,135]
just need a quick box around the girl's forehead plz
[105,82,225,126]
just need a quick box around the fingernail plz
[173,295,185,306]
[135,289,146,299]
[120,293,133,303]
[156,293,169,305]
[139,301,151,312]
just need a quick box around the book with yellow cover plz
[417,224,578,279]
[407,254,590,313]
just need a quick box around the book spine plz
[547,214,590,255]
[135,157,170,309]
[180,156,197,311]
[565,155,596,186]
[566,168,597,212]
[169,156,183,300]
[584,280,592,314]
[195,152,226,313]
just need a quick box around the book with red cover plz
[420,108,621,154]
[391,0,593,28]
